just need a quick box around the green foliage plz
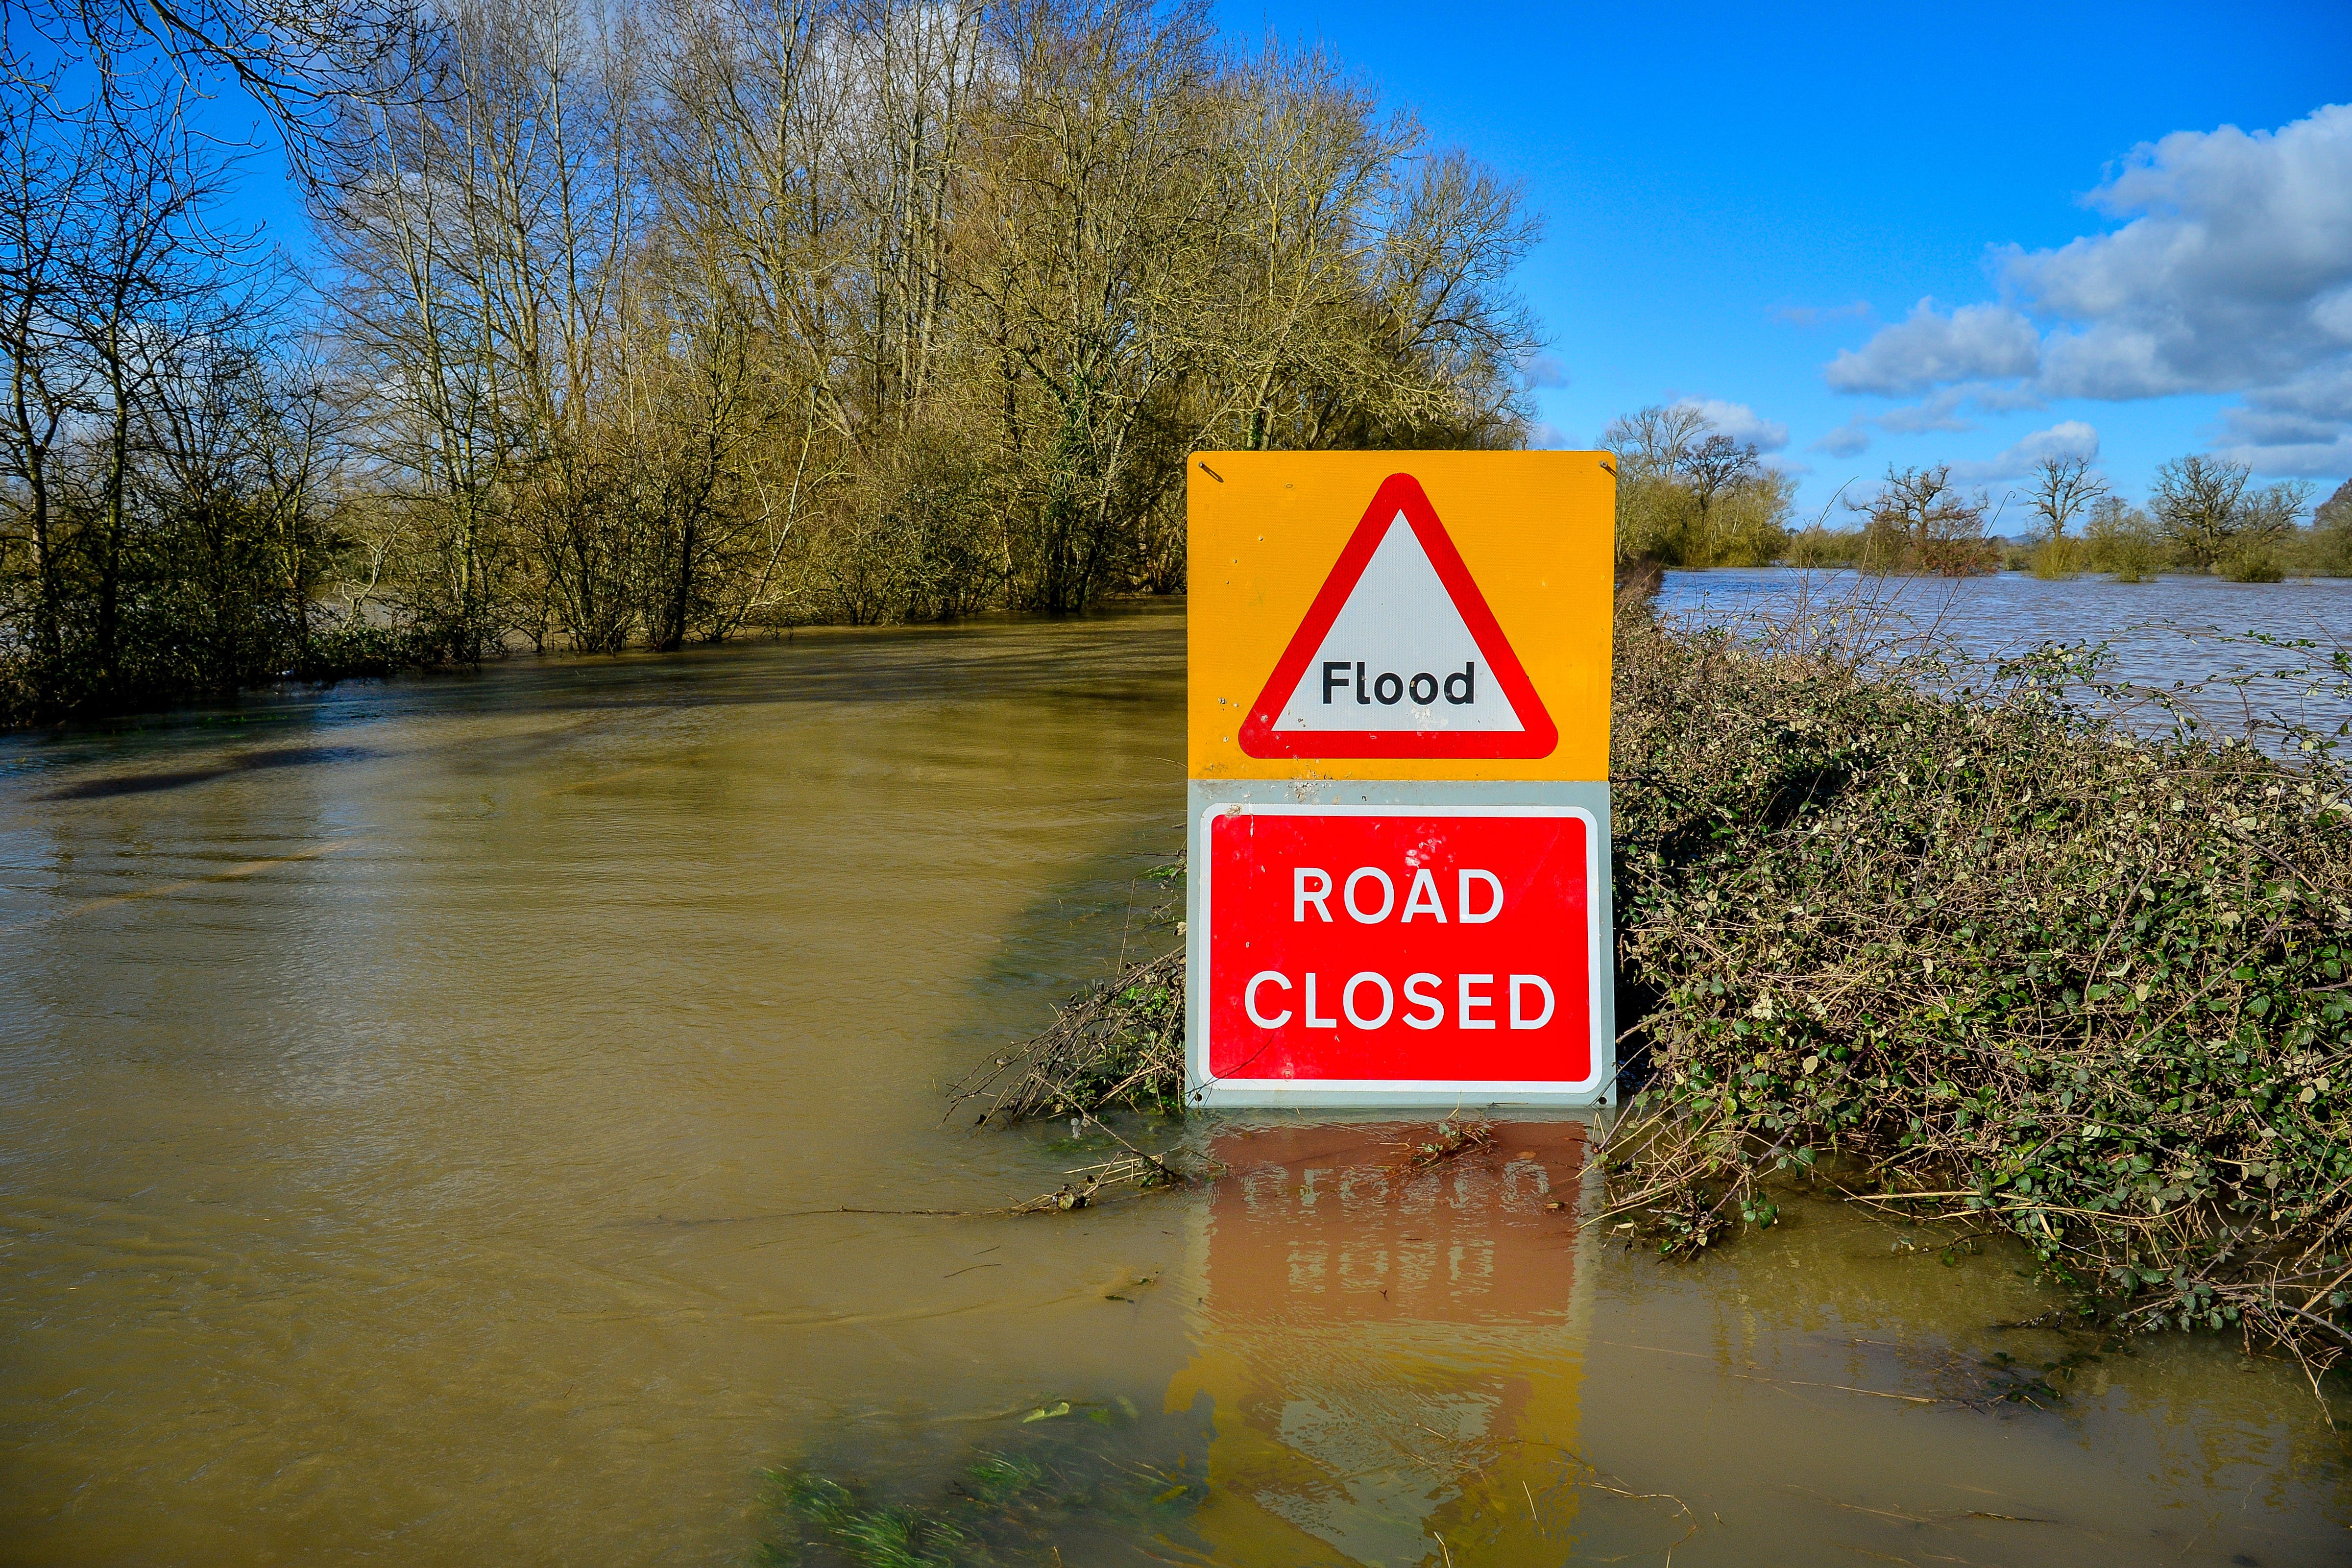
[0,343,369,725]
[2027,536,2084,580]
[1785,526,1865,570]
[1606,605,2352,1369]
[2146,457,2320,579]
[1614,473,1701,566]
[2317,478,2352,560]
[2217,542,2286,583]
[1704,471,1797,567]
[951,948,1188,1122]
[2083,498,2163,581]
[759,1399,1202,1567]
[1605,405,1792,568]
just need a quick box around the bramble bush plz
[1604,591,2352,1372]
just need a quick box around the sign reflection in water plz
[1167,1122,1590,1566]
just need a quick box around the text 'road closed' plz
[1202,807,1596,1088]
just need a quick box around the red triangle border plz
[1236,473,1558,760]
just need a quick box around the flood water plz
[3,601,2348,1565]
[1658,567,2352,742]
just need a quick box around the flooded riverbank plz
[1656,567,2352,743]
[3,603,2347,1564]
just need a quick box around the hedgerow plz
[1603,593,2352,1373]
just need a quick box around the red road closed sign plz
[1199,805,1605,1096]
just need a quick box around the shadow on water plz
[0,604,1183,796]
[939,827,1187,1118]
[35,744,382,800]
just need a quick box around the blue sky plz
[1216,0,2352,517]
[201,0,2352,518]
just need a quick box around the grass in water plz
[949,951,1186,1124]
[757,1400,1206,1567]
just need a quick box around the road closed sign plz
[1202,805,1604,1094]
[1186,452,1616,1107]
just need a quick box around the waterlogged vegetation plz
[759,1399,1207,1568]
[1776,457,2352,581]
[1602,404,1799,570]
[952,947,1186,1124]
[1598,596,2352,1376]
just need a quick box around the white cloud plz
[2223,406,2343,446]
[1946,421,2101,484]
[1824,300,2039,395]
[2216,364,2352,472]
[1822,103,2352,476]
[1675,398,1789,452]
[1811,418,1873,458]
[2214,436,2352,476]
[2018,107,2352,400]
[1878,387,1977,434]
[1967,383,2050,413]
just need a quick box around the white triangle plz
[1272,513,1526,733]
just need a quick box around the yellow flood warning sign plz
[1185,450,1621,1109]
[1188,451,1615,785]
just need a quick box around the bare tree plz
[1851,463,1989,575]
[1602,403,1708,481]
[2149,454,2252,571]
[1201,41,1406,453]
[0,60,341,718]
[10,0,1570,714]
[0,82,95,700]
[2311,478,2352,572]
[12,0,420,163]
[70,85,256,694]
[320,0,648,654]
[2239,477,2314,537]
[1340,147,1538,448]
[298,0,1546,645]
[2319,477,2352,532]
[961,0,1223,611]
[2025,453,2106,542]
[1684,432,1757,516]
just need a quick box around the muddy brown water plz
[2,602,2346,1565]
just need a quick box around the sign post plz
[1186,452,1616,1108]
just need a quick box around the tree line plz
[1603,402,1797,570]
[1607,401,2352,582]
[1791,456,2350,582]
[0,0,1542,723]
